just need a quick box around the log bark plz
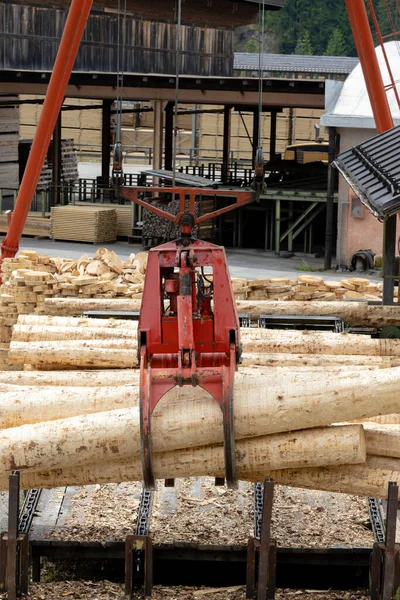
[242,353,400,367]
[263,456,400,498]
[44,297,142,315]
[9,329,400,368]
[236,301,400,328]
[0,422,365,476]
[2,368,400,450]
[17,315,138,329]
[363,423,400,457]
[43,298,400,328]
[1,455,392,497]
[356,415,400,424]
[12,325,138,342]
[240,329,400,356]
[0,364,382,388]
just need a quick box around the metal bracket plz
[125,535,153,598]
[0,472,30,600]
[370,482,400,600]
[246,479,276,600]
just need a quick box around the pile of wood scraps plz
[232,275,387,302]
[0,248,147,369]
[50,205,118,243]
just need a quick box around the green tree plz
[324,27,347,56]
[295,30,313,55]
[245,38,259,53]
[259,0,355,56]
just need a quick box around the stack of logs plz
[233,275,390,302]
[2,303,400,498]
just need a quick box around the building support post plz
[222,105,232,183]
[324,127,337,270]
[269,110,277,160]
[101,99,112,186]
[275,199,281,256]
[153,101,163,171]
[252,109,260,169]
[52,111,62,207]
[383,215,397,305]
[164,102,174,171]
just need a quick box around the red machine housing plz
[121,186,256,489]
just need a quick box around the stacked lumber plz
[232,275,389,302]
[75,203,133,238]
[60,139,79,182]
[50,206,118,243]
[19,139,53,191]
[0,97,19,190]
[0,213,51,238]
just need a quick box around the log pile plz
[50,206,118,243]
[233,275,389,302]
[1,312,400,497]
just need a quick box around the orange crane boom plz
[0,0,93,263]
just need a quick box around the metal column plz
[383,215,397,305]
[101,99,112,185]
[153,101,163,171]
[275,200,281,256]
[252,109,260,169]
[324,127,337,270]
[164,102,174,171]
[52,112,62,207]
[269,111,277,160]
[222,105,232,183]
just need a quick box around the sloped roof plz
[321,41,400,129]
[234,53,358,75]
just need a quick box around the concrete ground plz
[18,238,382,282]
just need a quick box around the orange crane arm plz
[0,0,93,262]
[345,0,394,134]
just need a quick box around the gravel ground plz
[0,583,370,600]
[46,479,373,548]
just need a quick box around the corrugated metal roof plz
[335,125,400,218]
[234,53,358,75]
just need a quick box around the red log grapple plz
[121,186,257,489]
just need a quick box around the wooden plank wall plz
[0,2,234,76]
[3,0,259,29]
[20,99,327,164]
[0,96,19,190]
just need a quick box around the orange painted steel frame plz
[0,0,93,262]
[120,186,257,490]
[345,0,394,134]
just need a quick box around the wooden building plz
[0,0,280,77]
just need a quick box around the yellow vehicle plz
[283,142,329,165]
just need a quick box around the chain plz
[254,482,264,539]
[135,486,154,536]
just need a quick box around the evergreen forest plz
[236,0,400,56]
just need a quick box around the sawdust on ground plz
[45,479,373,548]
[1,582,370,600]
[47,482,142,542]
